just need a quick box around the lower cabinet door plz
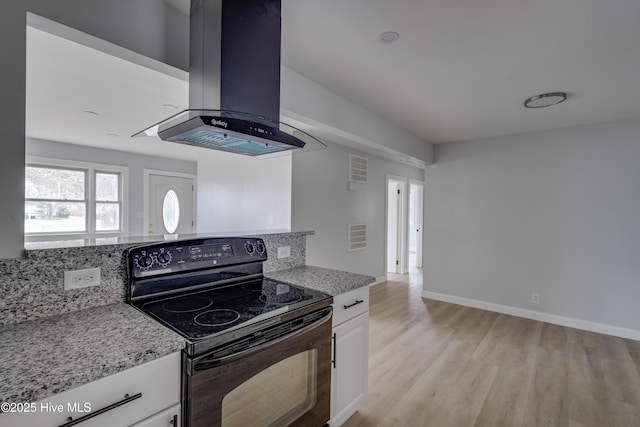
[129,404,181,427]
[331,311,369,427]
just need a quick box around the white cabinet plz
[330,287,369,427]
[0,352,180,427]
[129,404,180,427]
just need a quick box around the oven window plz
[221,350,317,427]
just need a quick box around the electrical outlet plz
[277,246,291,259]
[64,267,101,290]
[531,292,541,304]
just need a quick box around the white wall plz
[292,141,424,278]
[196,151,292,233]
[0,0,187,259]
[423,117,640,333]
[281,67,434,166]
[26,138,197,236]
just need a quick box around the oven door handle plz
[193,308,332,371]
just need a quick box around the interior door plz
[147,174,194,236]
[386,179,402,273]
[410,182,424,268]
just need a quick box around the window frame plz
[25,156,129,241]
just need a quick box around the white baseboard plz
[422,290,640,342]
[369,275,387,287]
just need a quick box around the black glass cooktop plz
[136,278,329,341]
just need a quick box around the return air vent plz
[348,223,367,251]
[349,155,368,183]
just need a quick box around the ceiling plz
[280,0,640,143]
[26,0,640,163]
[26,25,193,161]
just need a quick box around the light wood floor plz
[343,271,640,427]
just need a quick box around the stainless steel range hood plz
[134,0,325,156]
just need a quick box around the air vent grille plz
[348,223,367,251]
[349,155,368,183]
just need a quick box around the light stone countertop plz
[0,303,185,404]
[0,264,373,406]
[265,265,376,296]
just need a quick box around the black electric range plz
[127,237,333,356]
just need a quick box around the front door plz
[147,174,195,236]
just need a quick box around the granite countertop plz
[0,264,373,406]
[266,265,376,296]
[0,303,185,404]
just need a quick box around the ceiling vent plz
[348,223,367,251]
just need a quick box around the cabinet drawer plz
[129,403,181,427]
[332,286,369,327]
[0,352,180,427]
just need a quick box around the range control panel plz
[128,237,267,278]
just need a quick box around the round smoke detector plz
[378,31,400,44]
[524,92,568,108]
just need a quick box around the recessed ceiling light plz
[83,110,99,116]
[524,92,568,108]
[107,133,119,138]
[163,104,178,110]
[378,31,400,44]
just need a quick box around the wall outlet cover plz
[64,267,101,290]
[277,246,291,259]
[531,292,541,304]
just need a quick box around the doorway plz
[386,175,424,278]
[144,170,196,236]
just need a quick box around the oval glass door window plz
[162,190,180,233]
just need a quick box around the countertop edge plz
[265,265,376,296]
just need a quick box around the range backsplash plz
[0,231,311,326]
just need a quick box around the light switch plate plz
[64,267,101,290]
[277,246,291,259]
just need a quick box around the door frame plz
[143,169,197,236]
[385,174,409,275]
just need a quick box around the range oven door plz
[184,307,332,427]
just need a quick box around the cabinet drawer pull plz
[343,299,364,310]
[171,414,178,426]
[332,332,337,368]
[58,392,142,427]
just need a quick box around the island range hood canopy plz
[134,0,325,156]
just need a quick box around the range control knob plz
[136,255,153,269]
[255,242,265,254]
[244,242,255,254]
[157,252,172,266]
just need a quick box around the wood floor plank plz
[540,323,570,353]
[600,358,640,406]
[522,348,570,427]
[625,339,640,373]
[385,340,498,427]
[473,358,534,427]
[343,274,640,427]
[568,353,609,426]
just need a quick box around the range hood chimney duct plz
[190,0,281,120]
[134,0,325,156]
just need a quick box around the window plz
[95,172,121,231]
[162,189,180,234]
[25,157,128,239]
